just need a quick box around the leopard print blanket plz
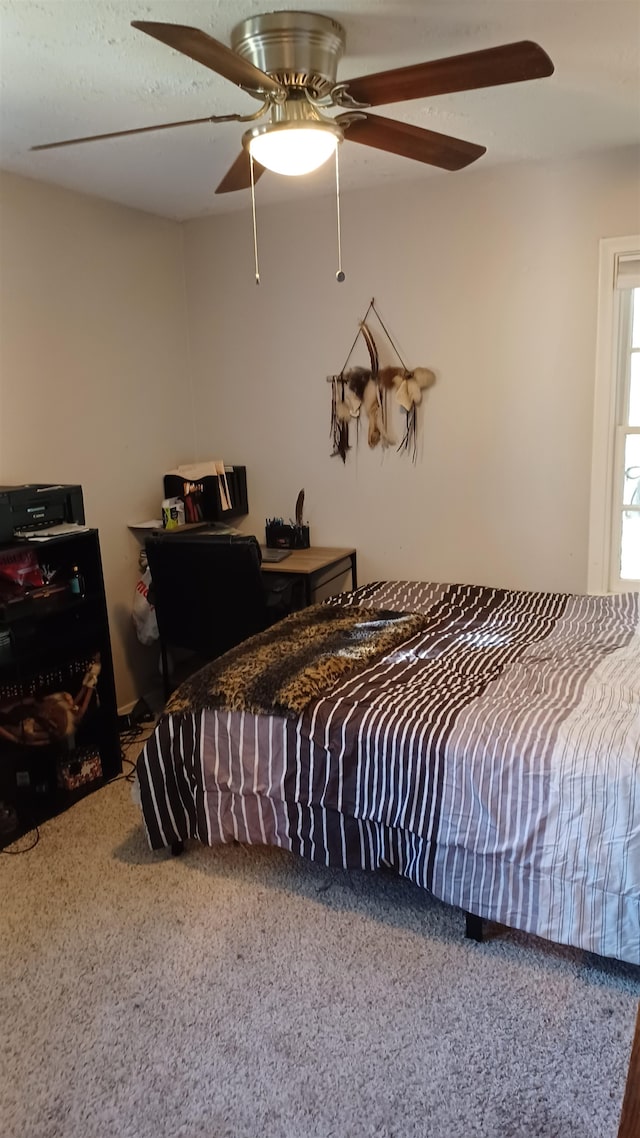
[165,603,429,719]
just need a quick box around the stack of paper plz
[14,522,90,541]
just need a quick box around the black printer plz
[0,484,85,544]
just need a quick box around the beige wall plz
[182,147,640,596]
[1,148,638,706]
[0,172,193,707]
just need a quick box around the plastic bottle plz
[69,565,85,597]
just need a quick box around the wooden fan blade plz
[340,113,486,171]
[216,151,267,194]
[31,115,220,151]
[132,21,285,97]
[344,41,554,107]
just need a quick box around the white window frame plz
[588,235,640,593]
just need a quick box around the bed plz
[135,581,640,966]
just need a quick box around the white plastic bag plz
[132,567,159,646]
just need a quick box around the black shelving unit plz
[0,529,120,848]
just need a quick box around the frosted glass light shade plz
[249,124,340,176]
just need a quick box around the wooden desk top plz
[261,546,355,576]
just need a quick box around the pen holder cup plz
[265,523,310,550]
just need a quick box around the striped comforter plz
[136,582,640,965]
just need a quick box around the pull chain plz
[335,145,345,283]
[250,152,260,285]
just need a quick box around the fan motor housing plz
[231,11,346,97]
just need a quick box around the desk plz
[261,546,357,607]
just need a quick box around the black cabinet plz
[0,529,120,847]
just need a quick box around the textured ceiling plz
[1,1,639,219]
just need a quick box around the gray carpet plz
[1,764,638,1138]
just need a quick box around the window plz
[588,237,640,593]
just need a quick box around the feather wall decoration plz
[345,366,370,402]
[330,376,351,462]
[359,321,379,378]
[328,299,436,461]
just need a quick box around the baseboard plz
[117,699,138,718]
[116,694,159,732]
[117,686,165,717]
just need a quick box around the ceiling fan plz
[32,11,555,194]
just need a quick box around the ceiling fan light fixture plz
[245,120,342,176]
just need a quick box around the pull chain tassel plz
[335,146,345,283]
[250,152,260,285]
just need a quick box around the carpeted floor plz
[1,763,638,1138]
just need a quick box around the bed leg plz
[171,840,184,857]
[465,912,484,942]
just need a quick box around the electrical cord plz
[1,721,157,854]
[0,821,40,855]
[107,756,137,785]
[109,720,158,785]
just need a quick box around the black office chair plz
[145,532,294,700]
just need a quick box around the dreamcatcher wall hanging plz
[328,298,435,463]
